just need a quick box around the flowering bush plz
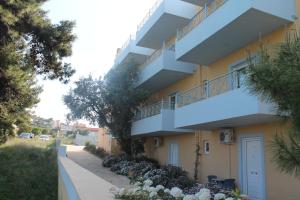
[102,154,132,168]
[114,179,233,200]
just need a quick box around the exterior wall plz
[144,122,300,200]
[58,173,69,200]
[57,146,116,200]
[139,1,300,200]
[97,129,121,155]
[145,132,197,178]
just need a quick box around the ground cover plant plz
[0,138,57,200]
[84,142,109,158]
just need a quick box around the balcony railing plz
[137,0,164,32]
[177,0,228,41]
[177,67,247,107]
[133,100,173,121]
[116,34,136,57]
[138,41,175,70]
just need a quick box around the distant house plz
[75,128,121,155]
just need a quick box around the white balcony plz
[137,45,196,92]
[114,35,154,66]
[175,70,277,129]
[131,101,192,136]
[181,0,213,6]
[136,0,198,49]
[176,0,296,65]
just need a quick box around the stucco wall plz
[97,129,121,155]
[58,173,69,200]
[142,2,300,199]
[144,122,300,200]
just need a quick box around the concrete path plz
[66,145,131,189]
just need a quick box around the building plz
[112,0,300,200]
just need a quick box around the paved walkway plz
[66,145,131,189]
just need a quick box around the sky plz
[34,0,157,122]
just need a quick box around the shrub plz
[84,142,97,154]
[103,155,123,168]
[114,180,238,200]
[129,161,157,178]
[111,161,136,175]
[162,165,188,179]
[95,147,109,159]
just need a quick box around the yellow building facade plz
[114,0,300,199]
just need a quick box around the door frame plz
[168,141,180,167]
[238,134,266,200]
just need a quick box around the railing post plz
[204,3,208,17]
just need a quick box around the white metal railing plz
[139,41,175,70]
[177,0,228,41]
[133,100,174,121]
[177,67,247,107]
[137,0,164,33]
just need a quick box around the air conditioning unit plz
[154,137,162,147]
[219,129,235,144]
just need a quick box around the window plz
[204,140,210,154]
[169,93,177,110]
[230,61,249,89]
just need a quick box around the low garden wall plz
[57,142,117,200]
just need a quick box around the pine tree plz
[247,32,300,177]
[0,0,76,143]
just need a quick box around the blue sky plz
[34,0,156,122]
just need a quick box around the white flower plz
[164,188,170,194]
[143,185,150,191]
[198,193,211,200]
[149,191,157,198]
[134,181,142,187]
[156,185,165,191]
[195,189,211,200]
[133,186,141,193]
[170,187,183,198]
[225,198,234,200]
[143,179,153,187]
[118,188,127,196]
[199,188,210,195]
[214,193,226,200]
[147,187,158,193]
[183,194,197,200]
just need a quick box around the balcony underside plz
[175,88,278,130]
[176,0,295,65]
[115,42,154,66]
[178,114,278,130]
[119,52,149,66]
[138,69,193,92]
[137,13,191,49]
[137,50,196,92]
[136,0,197,49]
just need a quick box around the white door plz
[168,142,179,166]
[241,137,264,200]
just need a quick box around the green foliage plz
[32,127,42,135]
[270,131,300,177]
[84,142,109,159]
[64,63,149,155]
[0,138,57,200]
[41,128,50,135]
[0,0,76,144]
[247,32,300,177]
